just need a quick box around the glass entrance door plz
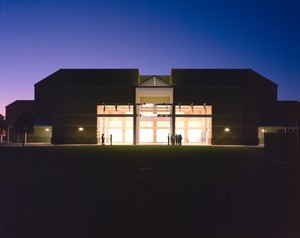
[136,104,172,144]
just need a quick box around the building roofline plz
[5,100,34,108]
[137,75,172,87]
[171,68,278,86]
[34,68,140,87]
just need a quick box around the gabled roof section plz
[138,75,172,87]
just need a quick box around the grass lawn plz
[0,145,296,237]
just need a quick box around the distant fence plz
[265,132,300,163]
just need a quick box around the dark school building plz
[5,68,300,145]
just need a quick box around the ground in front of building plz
[0,145,298,238]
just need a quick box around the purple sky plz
[1,0,299,115]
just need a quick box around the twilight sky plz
[0,0,300,115]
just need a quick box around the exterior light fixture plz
[179,103,181,111]
[128,103,130,111]
[224,128,230,132]
[103,103,105,112]
[261,128,266,133]
[191,103,194,112]
[45,128,50,132]
[78,127,84,131]
[115,103,118,111]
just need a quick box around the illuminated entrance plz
[175,105,212,144]
[96,76,212,145]
[136,104,172,144]
[97,105,133,144]
[96,103,212,145]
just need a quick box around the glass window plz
[176,121,185,128]
[140,121,153,127]
[175,117,212,145]
[126,121,133,127]
[188,121,201,127]
[109,121,122,127]
[188,129,202,143]
[108,129,122,142]
[97,117,133,144]
[140,129,153,143]
[157,121,170,127]
[125,129,133,142]
[156,129,170,142]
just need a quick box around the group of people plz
[168,133,183,146]
[101,133,183,146]
[101,133,112,146]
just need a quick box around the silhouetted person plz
[175,134,178,145]
[167,133,170,145]
[178,134,182,145]
[110,134,112,145]
[101,133,105,145]
[171,134,175,145]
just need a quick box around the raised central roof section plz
[138,76,172,87]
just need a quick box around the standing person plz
[110,134,112,145]
[171,134,175,145]
[175,134,178,145]
[179,134,182,145]
[101,133,105,145]
[167,133,170,146]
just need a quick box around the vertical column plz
[184,118,188,144]
[153,105,157,143]
[122,119,126,143]
[153,120,157,143]
[133,104,137,145]
[172,104,175,136]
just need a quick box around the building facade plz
[6,68,300,145]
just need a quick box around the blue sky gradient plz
[1,0,299,115]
